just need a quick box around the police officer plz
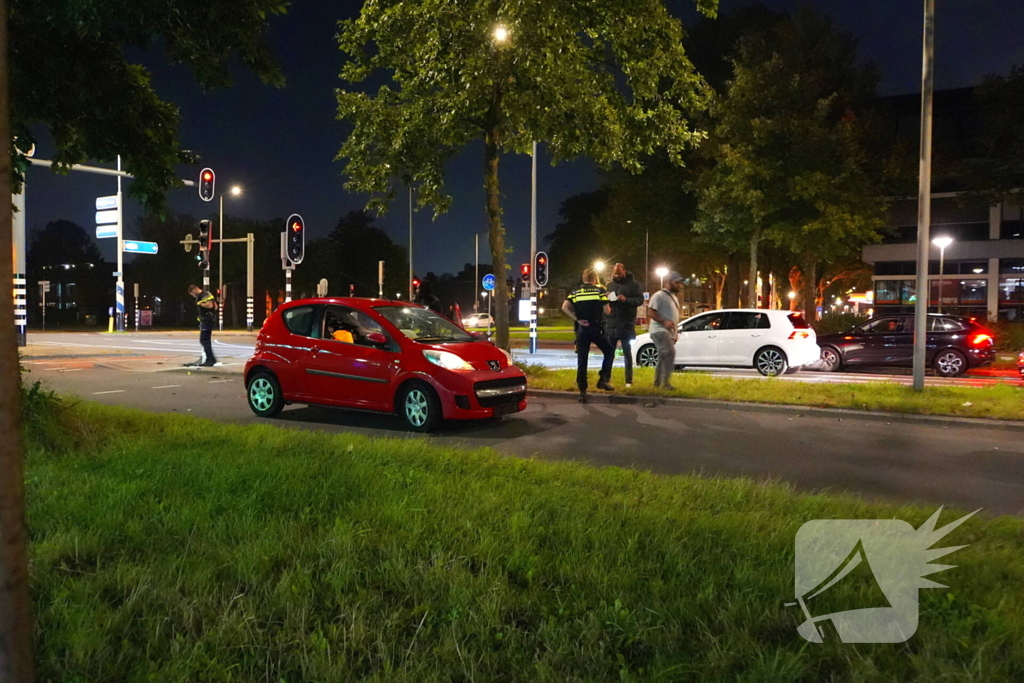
[187,284,218,366]
[562,268,615,403]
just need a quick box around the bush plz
[989,320,1024,353]
[813,312,867,336]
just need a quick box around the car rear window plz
[787,313,809,329]
[283,306,315,337]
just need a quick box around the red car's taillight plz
[788,331,810,340]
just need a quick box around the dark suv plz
[816,314,995,377]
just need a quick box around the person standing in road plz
[562,268,615,403]
[646,271,683,390]
[188,284,218,367]
[605,262,644,388]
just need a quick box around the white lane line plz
[152,384,181,389]
[46,367,83,372]
[208,379,235,384]
[92,390,125,395]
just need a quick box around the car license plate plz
[492,402,519,417]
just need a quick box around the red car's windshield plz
[374,306,476,343]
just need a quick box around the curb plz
[526,388,1024,433]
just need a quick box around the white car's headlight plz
[423,349,474,371]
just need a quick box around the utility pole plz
[474,233,479,312]
[246,233,254,332]
[12,182,25,346]
[912,0,935,392]
[408,185,414,301]
[115,155,125,332]
[218,194,225,331]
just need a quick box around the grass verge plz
[25,401,1024,681]
[521,366,1024,421]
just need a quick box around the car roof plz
[280,297,424,311]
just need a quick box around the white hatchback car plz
[632,309,820,376]
[461,313,493,329]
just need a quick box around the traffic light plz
[198,168,215,202]
[534,251,549,287]
[521,263,530,279]
[412,278,421,289]
[285,213,305,264]
[197,220,212,270]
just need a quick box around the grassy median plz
[522,365,1024,421]
[24,397,1024,681]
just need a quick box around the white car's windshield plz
[375,306,475,343]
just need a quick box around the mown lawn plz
[522,365,1024,421]
[24,399,1024,681]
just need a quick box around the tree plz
[9,0,287,210]
[27,221,109,326]
[967,66,1024,203]
[335,0,718,348]
[544,190,610,288]
[26,220,103,269]
[693,9,885,319]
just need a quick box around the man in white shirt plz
[646,271,683,389]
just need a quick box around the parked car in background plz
[245,299,526,431]
[461,312,493,329]
[633,309,820,377]
[816,314,995,377]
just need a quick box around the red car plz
[244,298,527,431]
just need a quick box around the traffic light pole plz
[529,141,538,354]
[181,233,255,330]
[116,156,125,332]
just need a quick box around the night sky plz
[25,0,1024,278]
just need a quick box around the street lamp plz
[492,24,509,43]
[655,266,669,289]
[594,260,605,274]
[932,235,953,314]
[218,185,243,330]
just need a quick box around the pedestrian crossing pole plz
[281,231,293,303]
[13,180,26,346]
[246,233,254,332]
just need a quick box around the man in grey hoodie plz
[605,263,645,387]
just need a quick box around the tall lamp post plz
[218,185,242,330]
[932,235,953,314]
[655,266,669,290]
[912,0,936,392]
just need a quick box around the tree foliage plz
[10,0,288,209]
[693,9,885,319]
[335,0,718,347]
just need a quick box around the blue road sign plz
[482,273,496,291]
[96,226,118,239]
[123,240,159,254]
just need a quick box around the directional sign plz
[96,226,118,239]
[95,195,119,211]
[39,280,50,293]
[123,240,159,255]
[95,210,119,225]
[482,273,496,291]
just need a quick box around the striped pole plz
[529,294,538,353]
[285,268,292,303]
[246,296,254,332]
[13,275,26,346]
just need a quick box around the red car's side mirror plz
[366,332,387,346]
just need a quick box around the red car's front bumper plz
[423,367,528,420]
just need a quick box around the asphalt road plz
[31,345,1024,516]
[22,331,1023,387]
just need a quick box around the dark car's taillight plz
[969,333,993,347]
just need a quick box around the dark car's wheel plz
[398,381,442,432]
[636,344,658,368]
[934,349,967,378]
[247,371,284,418]
[755,347,788,377]
[819,346,842,372]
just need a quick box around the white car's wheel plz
[636,344,658,368]
[755,347,788,377]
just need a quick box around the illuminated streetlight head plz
[655,266,669,278]
[787,291,797,300]
[492,25,509,43]
[230,185,242,196]
[932,236,953,250]
[594,260,605,273]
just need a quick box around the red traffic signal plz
[285,213,305,264]
[198,167,215,202]
[534,251,549,287]
[521,263,530,278]
[412,278,421,288]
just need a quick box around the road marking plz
[46,367,83,372]
[209,379,234,384]
[152,384,181,389]
[92,390,125,395]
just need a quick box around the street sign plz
[96,226,118,239]
[123,240,158,254]
[38,280,50,293]
[184,233,192,252]
[482,273,496,291]
[95,210,119,225]
[95,195,119,211]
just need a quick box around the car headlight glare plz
[423,349,474,371]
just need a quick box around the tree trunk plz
[801,257,818,323]
[761,267,773,310]
[724,252,742,308]
[747,228,762,309]
[788,266,803,312]
[0,0,35,675]
[709,269,725,309]
[484,127,510,349]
